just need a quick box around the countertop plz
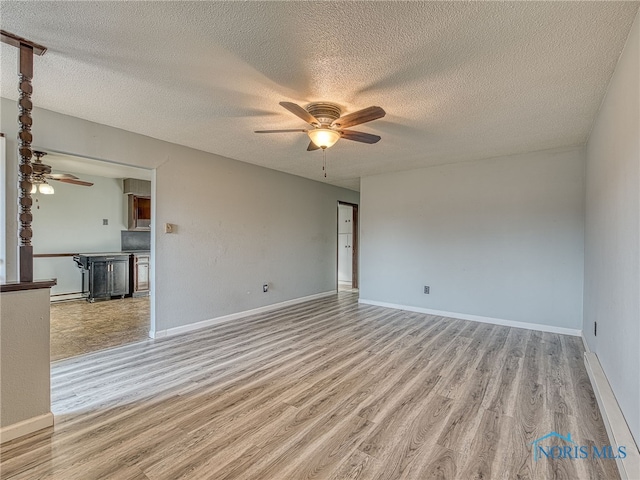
[74,251,149,257]
[75,252,130,257]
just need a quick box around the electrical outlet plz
[263,284,269,293]
[424,286,430,294]
[103,219,108,225]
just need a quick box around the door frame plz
[337,201,359,289]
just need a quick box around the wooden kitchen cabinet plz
[132,254,150,297]
[128,195,151,231]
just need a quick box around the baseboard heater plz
[50,292,84,302]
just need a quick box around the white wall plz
[360,147,585,331]
[584,11,639,445]
[1,98,358,332]
[32,174,126,297]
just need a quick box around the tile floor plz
[50,296,150,362]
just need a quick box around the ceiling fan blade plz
[307,141,320,151]
[340,130,382,144]
[332,106,386,129]
[47,173,79,180]
[279,102,320,126]
[255,129,308,133]
[51,178,94,186]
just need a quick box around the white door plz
[338,233,352,282]
[338,204,353,283]
[338,205,353,234]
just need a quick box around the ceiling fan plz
[256,102,386,151]
[31,151,93,194]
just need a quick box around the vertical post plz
[17,43,34,282]
[1,31,46,284]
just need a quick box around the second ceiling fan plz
[256,102,385,151]
[31,151,94,195]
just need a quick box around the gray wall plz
[360,147,585,330]
[32,173,126,297]
[0,289,51,428]
[155,149,357,330]
[584,11,639,444]
[1,98,358,332]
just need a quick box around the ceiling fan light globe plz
[308,128,340,149]
[39,183,55,195]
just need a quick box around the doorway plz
[337,202,358,292]
[30,150,154,361]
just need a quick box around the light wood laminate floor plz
[1,293,618,479]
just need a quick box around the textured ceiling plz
[44,152,152,181]
[1,1,638,191]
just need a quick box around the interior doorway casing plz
[337,201,358,289]
[149,168,156,337]
[33,148,156,342]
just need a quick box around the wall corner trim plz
[584,352,640,479]
[357,299,582,336]
[581,332,592,353]
[150,290,337,338]
[0,412,54,444]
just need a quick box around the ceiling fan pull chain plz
[323,148,327,178]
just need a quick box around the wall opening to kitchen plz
[30,151,155,362]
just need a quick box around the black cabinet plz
[74,254,130,302]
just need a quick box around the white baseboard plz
[0,412,54,444]
[357,299,582,337]
[150,290,337,338]
[584,352,639,479]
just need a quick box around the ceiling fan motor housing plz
[31,151,49,186]
[32,162,51,175]
[305,102,341,126]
